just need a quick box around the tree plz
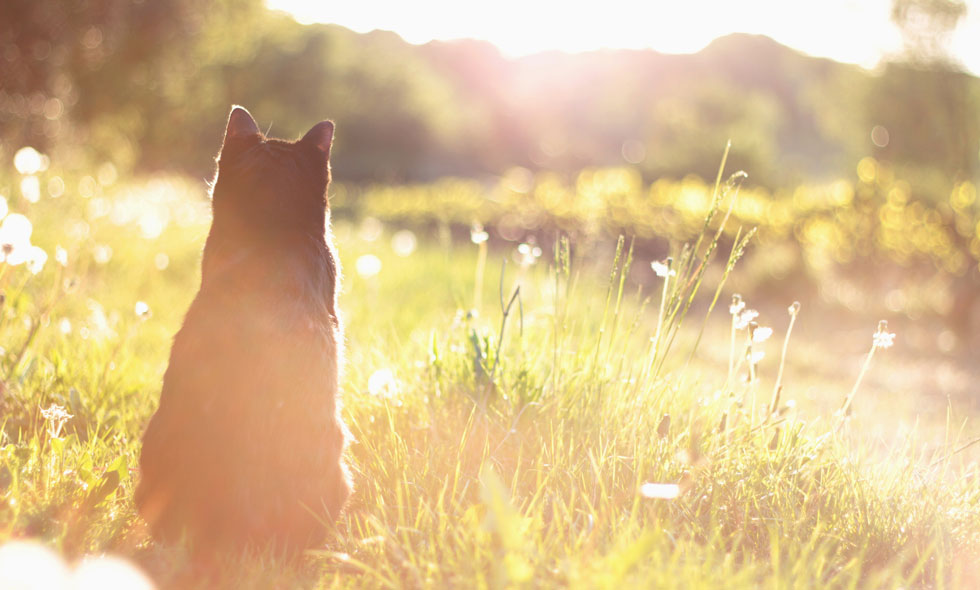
[891,0,967,67]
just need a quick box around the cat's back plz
[135,107,351,552]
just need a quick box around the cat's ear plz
[301,120,334,160]
[224,105,261,141]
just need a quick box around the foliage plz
[3,3,979,188]
[1,156,979,588]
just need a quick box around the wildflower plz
[26,245,47,275]
[0,540,154,590]
[20,176,41,203]
[40,403,73,438]
[470,224,489,244]
[367,368,399,399]
[838,319,894,422]
[640,482,680,500]
[734,309,759,330]
[748,350,766,364]
[134,301,151,320]
[729,294,745,316]
[873,320,895,349]
[751,326,773,343]
[788,301,801,317]
[651,258,675,278]
[55,246,68,267]
[0,214,33,261]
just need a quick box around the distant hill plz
[416,33,873,186]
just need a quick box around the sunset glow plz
[266,0,980,72]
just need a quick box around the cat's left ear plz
[301,120,334,161]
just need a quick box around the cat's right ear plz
[223,105,261,143]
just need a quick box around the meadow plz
[1,150,979,589]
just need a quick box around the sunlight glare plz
[260,0,968,70]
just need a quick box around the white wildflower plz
[752,326,773,343]
[55,246,68,267]
[25,245,47,275]
[651,259,675,278]
[40,403,73,438]
[873,321,895,349]
[0,214,33,261]
[368,368,400,399]
[470,224,489,244]
[734,309,759,330]
[729,294,745,316]
[134,301,151,319]
[640,483,680,500]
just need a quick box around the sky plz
[265,0,980,74]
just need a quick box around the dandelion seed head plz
[0,214,33,256]
[26,245,47,275]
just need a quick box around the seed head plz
[734,309,759,330]
[729,294,745,316]
[752,326,773,343]
[873,320,895,349]
[470,224,489,244]
[651,258,675,278]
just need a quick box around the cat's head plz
[210,106,334,242]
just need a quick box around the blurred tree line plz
[1,0,978,196]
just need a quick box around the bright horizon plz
[266,0,980,73]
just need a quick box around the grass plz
[0,162,979,589]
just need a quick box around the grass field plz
[1,162,979,589]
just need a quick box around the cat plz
[135,106,352,553]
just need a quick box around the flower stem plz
[768,307,799,420]
[838,344,877,421]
